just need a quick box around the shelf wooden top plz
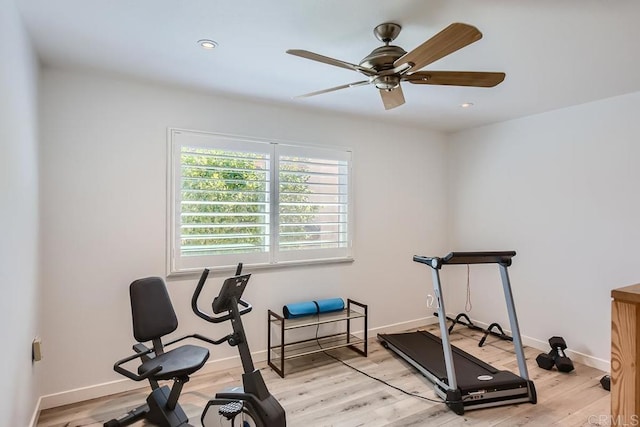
[612,283,640,304]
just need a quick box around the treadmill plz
[378,251,536,415]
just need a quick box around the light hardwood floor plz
[36,325,611,426]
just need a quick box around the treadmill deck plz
[378,330,529,394]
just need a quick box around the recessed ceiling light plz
[198,39,218,50]
[460,102,474,108]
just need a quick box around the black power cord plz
[314,317,448,405]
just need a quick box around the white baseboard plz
[454,316,611,373]
[37,317,437,411]
[368,316,438,335]
[38,351,268,411]
[36,314,609,414]
[29,396,42,427]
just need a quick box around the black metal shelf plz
[267,299,367,377]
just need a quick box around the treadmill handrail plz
[414,251,516,269]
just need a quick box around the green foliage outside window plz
[180,148,318,256]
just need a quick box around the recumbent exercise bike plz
[105,263,286,427]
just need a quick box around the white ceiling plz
[17,0,640,132]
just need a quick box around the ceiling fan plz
[287,22,505,110]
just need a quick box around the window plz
[167,129,352,274]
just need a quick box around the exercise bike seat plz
[138,345,209,380]
[107,276,215,427]
[129,277,210,381]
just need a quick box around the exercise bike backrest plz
[191,263,253,324]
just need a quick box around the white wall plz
[38,55,639,410]
[447,91,640,367]
[0,0,41,424]
[38,68,448,403]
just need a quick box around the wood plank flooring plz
[36,325,611,426]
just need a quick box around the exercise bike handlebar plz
[113,349,163,382]
[191,266,253,324]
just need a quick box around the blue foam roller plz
[282,301,317,319]
[315,298,345,313]
[283,298,345,319]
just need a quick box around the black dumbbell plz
[535,350,556,370]
[600,375,610,391]
[536,336,574,373]
[549,336,574,372]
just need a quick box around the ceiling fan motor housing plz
[359,45,407,71]
[359,45,407,90]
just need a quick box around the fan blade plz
[394,23,482,71]
[380,85,405,110]
[295,80,370,98]
[404,71,505,87]
[287,49,375,75]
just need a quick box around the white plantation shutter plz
[276,144,351,262]
[168,129,352,273]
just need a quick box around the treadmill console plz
[413,251,516,269]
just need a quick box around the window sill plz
[167,257,355,280]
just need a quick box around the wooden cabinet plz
[611,283,640,421]
[267,299,367,377]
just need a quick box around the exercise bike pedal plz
[218,401,244,419]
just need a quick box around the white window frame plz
[167,128,354,275]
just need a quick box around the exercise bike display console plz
[192,264,287,427]
[378,251,537,415]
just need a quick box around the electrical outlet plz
[32,338,42,362]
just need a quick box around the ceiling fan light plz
[374,75,400,90]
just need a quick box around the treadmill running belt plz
[379,330,528,393]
